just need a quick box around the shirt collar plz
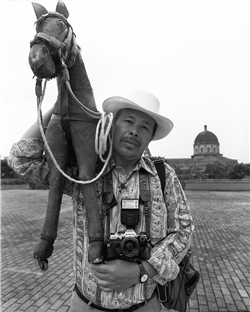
[103,157,155,176]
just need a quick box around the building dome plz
[193,125,220,157]
[194,125,219,144]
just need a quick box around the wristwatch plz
[136,260,149,283]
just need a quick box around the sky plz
[0,0,249,163]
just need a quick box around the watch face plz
[141,274,148,283]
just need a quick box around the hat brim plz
[103,96,174,140]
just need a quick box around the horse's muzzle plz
[29,43,56,78]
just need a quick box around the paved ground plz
[1,190,250,312]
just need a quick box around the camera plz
[105,229,151,260]
[105,199,151,260]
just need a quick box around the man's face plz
[112,108,156,164]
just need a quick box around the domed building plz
[193,125,220,158]
[165,125,237,170]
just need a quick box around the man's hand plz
[91,259,139,292]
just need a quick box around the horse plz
[29,0,106,269]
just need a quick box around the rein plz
[36,77,113,185]
[34,14,113,184]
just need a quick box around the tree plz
[228,163,250,179]
[190,166,204,179]
[204,161,250,179]
[204,163,215,178]
[205,161,230,179]
[213,162,227,179]
[1,159,18,179]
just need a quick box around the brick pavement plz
[1,190,250,312]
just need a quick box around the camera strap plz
[102,168,151,239]
[103,170,117,238]
[139,169,151,239]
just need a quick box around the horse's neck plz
[56,52,97,112]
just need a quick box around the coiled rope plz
[36,78,113,184]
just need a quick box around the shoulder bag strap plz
[153,159,165,194]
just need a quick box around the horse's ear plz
[32,2,48,20]
[56,0,69,19]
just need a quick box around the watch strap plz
[136,260,149,283]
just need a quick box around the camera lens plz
[139,236,146,242]
[121,237,139,258]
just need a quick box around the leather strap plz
[33,32,65,49]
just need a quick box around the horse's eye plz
[59,20,65,27]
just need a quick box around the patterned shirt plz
[8,138,194,310]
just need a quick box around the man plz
[8,91,193,312]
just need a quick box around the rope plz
[65,80,102,119]
[95,112,113,162]
[36,78,113,185]
[58,56,101,120]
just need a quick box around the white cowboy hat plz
[102,91,174,140]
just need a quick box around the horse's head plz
[29,1,73,79]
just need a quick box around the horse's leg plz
[71,121,103,263]
[34,119,70,267]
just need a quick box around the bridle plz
[30,12,78,78]
[31,12,101,119]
